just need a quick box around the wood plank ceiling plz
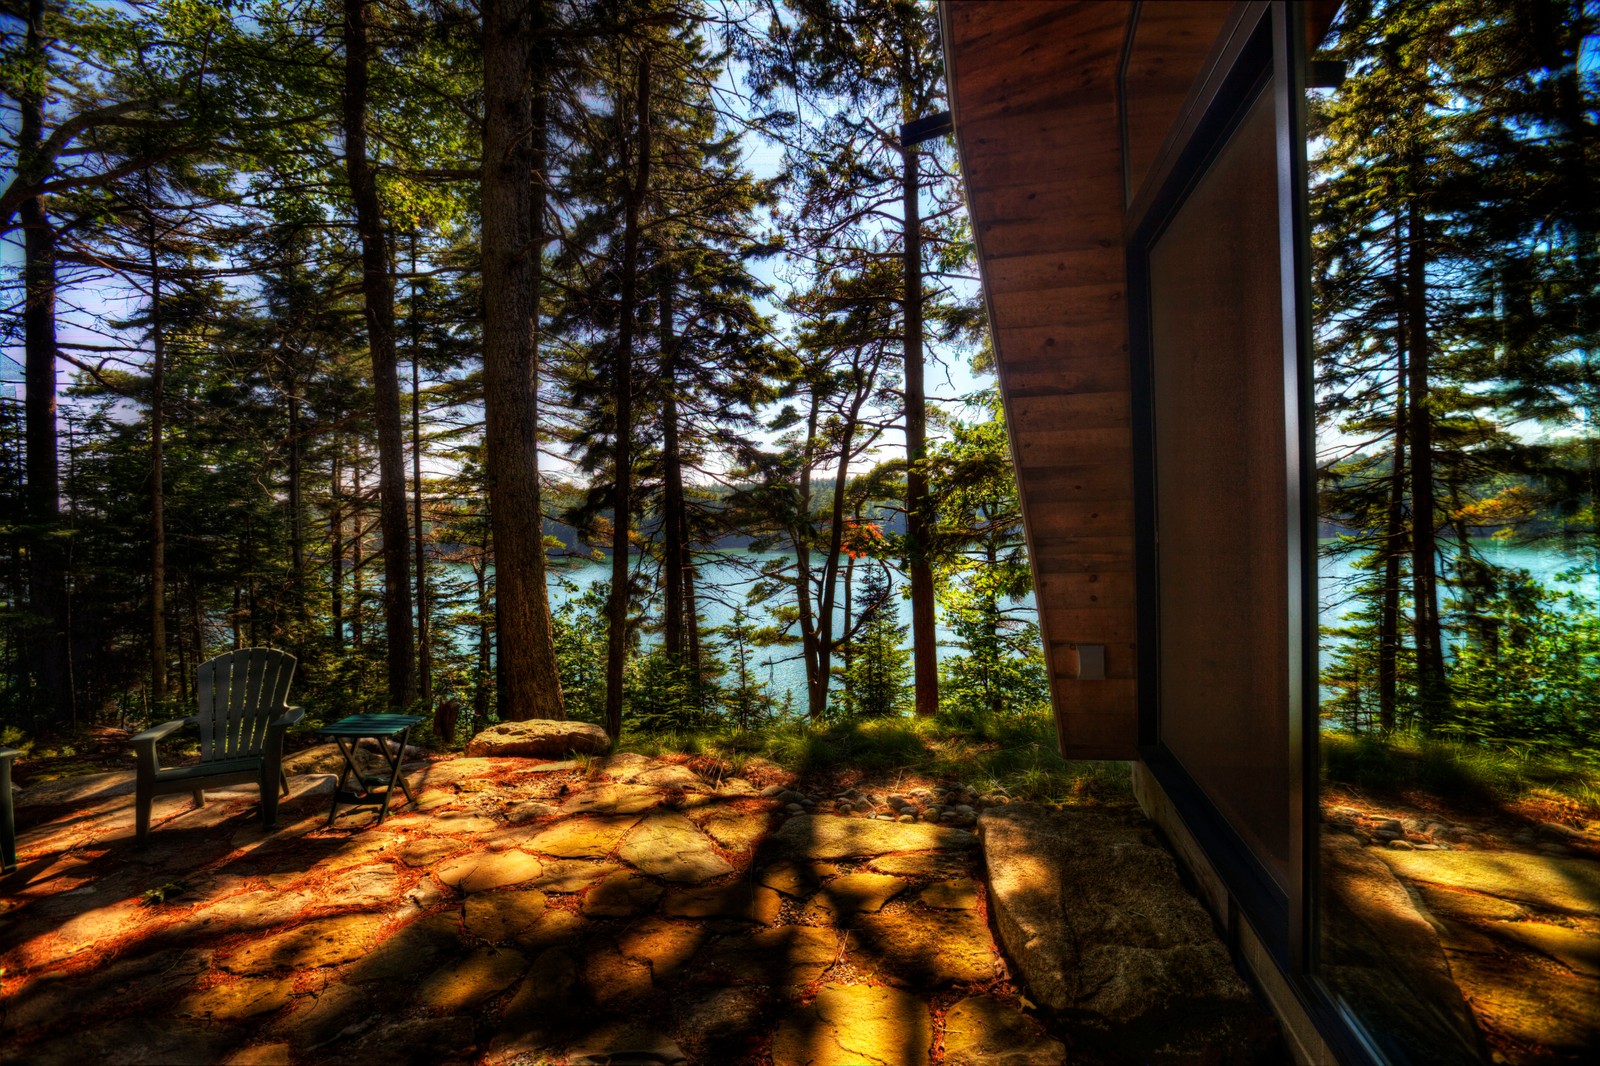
[943,1,1139,758]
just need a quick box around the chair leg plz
[136,784,152,845]
[261,770,281,830]
[192,789,206,808]
[280,769,290,797]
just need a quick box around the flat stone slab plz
[868,851,975,879]
[618,811,733,882]
[664,883,781,924]
[222,914,387,974]
[633,764,705,789]
[772,983,930,1066]
[595,753,655,781]
[981,806,1277,1059]
[701,925,838,985]
[943,994,1065,1066]
[560,782,663,816]
[466,719,611,758]
[565,1021,687,1066]
[1378,849,1600,916]
[464,889,548,942]
[417,946,527,1011]
[694,807,775,853]
[917,879,978,910]
[15,770,137,809]
[347,914,460,983]
[582,870,664,917]
[436,849,544,893]
[177,975,295,1022]
[1493,922,1600,977]
[532,859,617,893]
[525,814,641,858]
[774,814,977,860]
[847,908,995,986]
[758,860,839,897]
[805,872,906,917]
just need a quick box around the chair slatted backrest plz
[195,649,297,761]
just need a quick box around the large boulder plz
[979,805,1280,1061]
[465,719,610,759]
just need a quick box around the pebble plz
[1374,818,1404,835]
[760,784,787,798]
[785,803,805,816]
[1387,839,1416,850]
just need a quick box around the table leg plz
[374,727,413,824]
[328,736,365,826]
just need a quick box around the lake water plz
[545,550,997,708]
[531,539,1595,708]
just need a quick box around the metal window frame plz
[1122,3,1393,1063]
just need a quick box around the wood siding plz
[944,0,1138,758]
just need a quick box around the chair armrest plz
[131,718,191,779]
[269,706,305,731]
[130,718,189,749]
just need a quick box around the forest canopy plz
[0,0,1038,745]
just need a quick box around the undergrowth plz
[1322,730,1600,817]
[616,709,1133,806]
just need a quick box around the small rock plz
[1388,839,1416,850]
[760,784,788,798]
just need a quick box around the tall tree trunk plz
[659,279,686,664]
[474,555,492,730]
[481,0,565,721]
[902,145,937,717]
[146,205,168,706]
[409,234,432,707]
[342,0,415,708]
[1378,344,1408,734]
[331,449,346,652]
[351,451,364,650]
[1405,198,1448,729]
[793,390,824,717]
[604,53,652,741]
[287,363,307,644]
[20,0,69,728]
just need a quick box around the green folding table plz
[317,714,425,826]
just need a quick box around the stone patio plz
[0,745,1279,1065]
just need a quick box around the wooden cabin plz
[942,2,1407,1062]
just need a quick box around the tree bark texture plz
[410,237,432,707]
[342,0,416,708]
[659,280,688,667]
[902,146,937,717]
[481,0,565,721]
[146,206,168,706]
[20,0,71,727]
[1405,199,1449,727]
[605,53,652,741]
